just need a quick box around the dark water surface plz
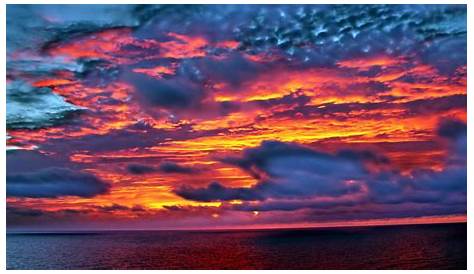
[7,223,467,270]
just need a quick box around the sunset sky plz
[6,4,467,230]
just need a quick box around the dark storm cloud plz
[181,53,265,88]
[6,206,76,228]
[367,166,466,206]
[437,118,466,165]
[158,161,200,174]
[127,161,199,175]
[175,141,379,201]
[7,168,110,198]
[176,182,263,202]
[124,53,268,113]
[176,118,466,215]
[6,150,77,176]
[127,163,158,174]
[226,160,466,213]
[368,118,466,207]
[437,118,467,140]
[6,206,46,217]
[125,71,205,109]
[7,203,148,227]
[219,140,387,176]
[421,37,466,76]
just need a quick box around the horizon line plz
[7,214,467,233]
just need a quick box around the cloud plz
[7,167,110,198]
[6,150,73,174]
[321,81,390,97]
[158,161,200,174]
[252,91,311,108]
[233,5,466,73]
[6,81,83,129]
[93,203,147,213]
[180,53,264,88]
[175,141,382,201]
[176,181,263,202]
[437,118,467,140]
[5,5,467,228]
[127,163,157,174]
[125,71,205,109]
[437,118,467,166]
[421,36,466,76]
[127,161,199,175]
[6,206,46,218]
[123,53,266,113]
[367,166,466,206]
[7,4,156,53]
[36,122,229,156]
[269,94,466,121]
[176,119,466,217]
[219,140,387,177]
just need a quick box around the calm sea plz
[6,223,467,270]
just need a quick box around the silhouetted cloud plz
[176,141,381,201]
[177,181,263,202]
[437,118,467,140]
[176,120,466,215]
[127,163,157,174]
[127,161,199,174]
[158,161,199,174]
[7,167,110,198]
[126,72,205,109]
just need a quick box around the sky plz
[6,4,467,231]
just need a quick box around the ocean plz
[6,222,467,270]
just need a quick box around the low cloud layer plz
[176,141,377,201]
[7,168,110,198]
[176,119,466,217]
